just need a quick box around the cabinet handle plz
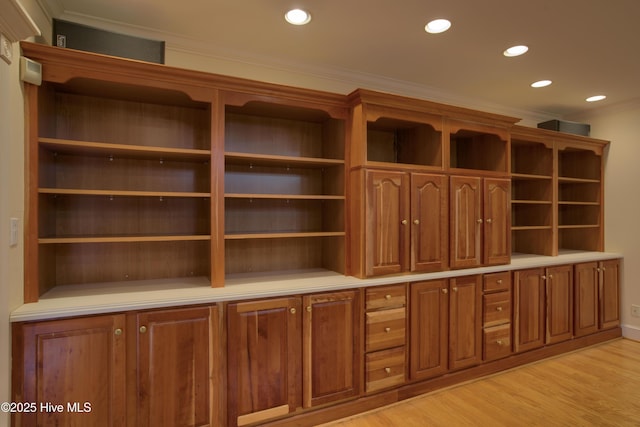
[541,275,547,280]
[548,274,553,280]
[486,218,493,224]
[290,307,297,314]
[385,327,391,333]
[384,367,391,374]
[385,294,392,300]
[496,306,503,312]
[306,306,312,312]
[139,326,147,334]
[452,287,458,292]
[114,328,123,336]
[442,288,448,294]
[413,219,420,225]
[477,219,483,224]
[401,219,408,225]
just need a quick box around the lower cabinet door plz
[13,314,126,427]
[227,297,302,427]
[303,290,361,407]
[133,306,212,427]
[514,268,546,353]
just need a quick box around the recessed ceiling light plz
[503,45,529,57]
[425,19,451,34]
[586,95,606,102]
[285,9,311,25]
[531,80,552,88]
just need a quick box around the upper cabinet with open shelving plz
[221,93,348,279]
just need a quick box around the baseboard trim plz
[622,323,640,341]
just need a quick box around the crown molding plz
[0,0,40,42]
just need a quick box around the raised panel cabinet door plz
[600,259,621,329]
[227,298,302,427]
[411,173,449,272]
[545,265,574,344]
[513,268,545,353]
[366,170,410,276]
[14,314,126,427]
[303,290,361,407]
[449,275,482,371]
[483,178,511,265]
[574,262,599,337]
[450,176,482,269]
[134,306,212,427]
[410,280,449,380]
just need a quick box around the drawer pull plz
[496,340,504,346]
[139,326,147,334]
[385,294,392,300]
[290,307,297,314]
[496,306,503,312]
[114,328,123,336]
[384,367,391,374]
[442,288,448,294]
[385,327,391,333]
[497,279,503,285]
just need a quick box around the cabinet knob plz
[486,218,493,224]
[602,267,606,272]
[413,219,420,225]
[401,219,408,225]
[290,307,297,314]
[497,340,504,346]
[385,327,391,333]
[385,294,392,300]
[496,306,503,312]
[139,326,147,334]
[306,306,312,312]
[541,275,547,280]
[497,279,503,285]
[548,274,553,280]
[384,367,391,374]
[597,268,602,273]
[114,328,123,336]
[452,287,458,292]
[442,288,448,294]
[477,219,483,224]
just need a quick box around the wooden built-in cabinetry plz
[510,125,607,257]
[409,275,482,381]
[364,284,407,393]
[227,291,361,426]
[12,306,218,427]
[222,96,347,281]
[14,42,622,427]
[482,271,512,361]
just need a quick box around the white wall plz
[0,39,24,427]
[569,102,640,340]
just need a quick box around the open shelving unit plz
[510,135,554,255]
[223,101,346,276]
[557,146,603,251]
[30,78,213,297]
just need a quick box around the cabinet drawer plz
[484,271,511,293]
[483,292,511,327]
[365,347,405,393]
[365,308,406,352]
[483,324,512,361]
[365,284,406,311]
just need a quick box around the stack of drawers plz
[364,284,407,393]
[482,272,512,361]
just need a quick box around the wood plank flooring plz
[322,338,640,427]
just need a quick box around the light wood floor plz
[323,338,640,427]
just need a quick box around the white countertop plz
[10,251,623,322]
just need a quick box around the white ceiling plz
[41,0,640,119]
